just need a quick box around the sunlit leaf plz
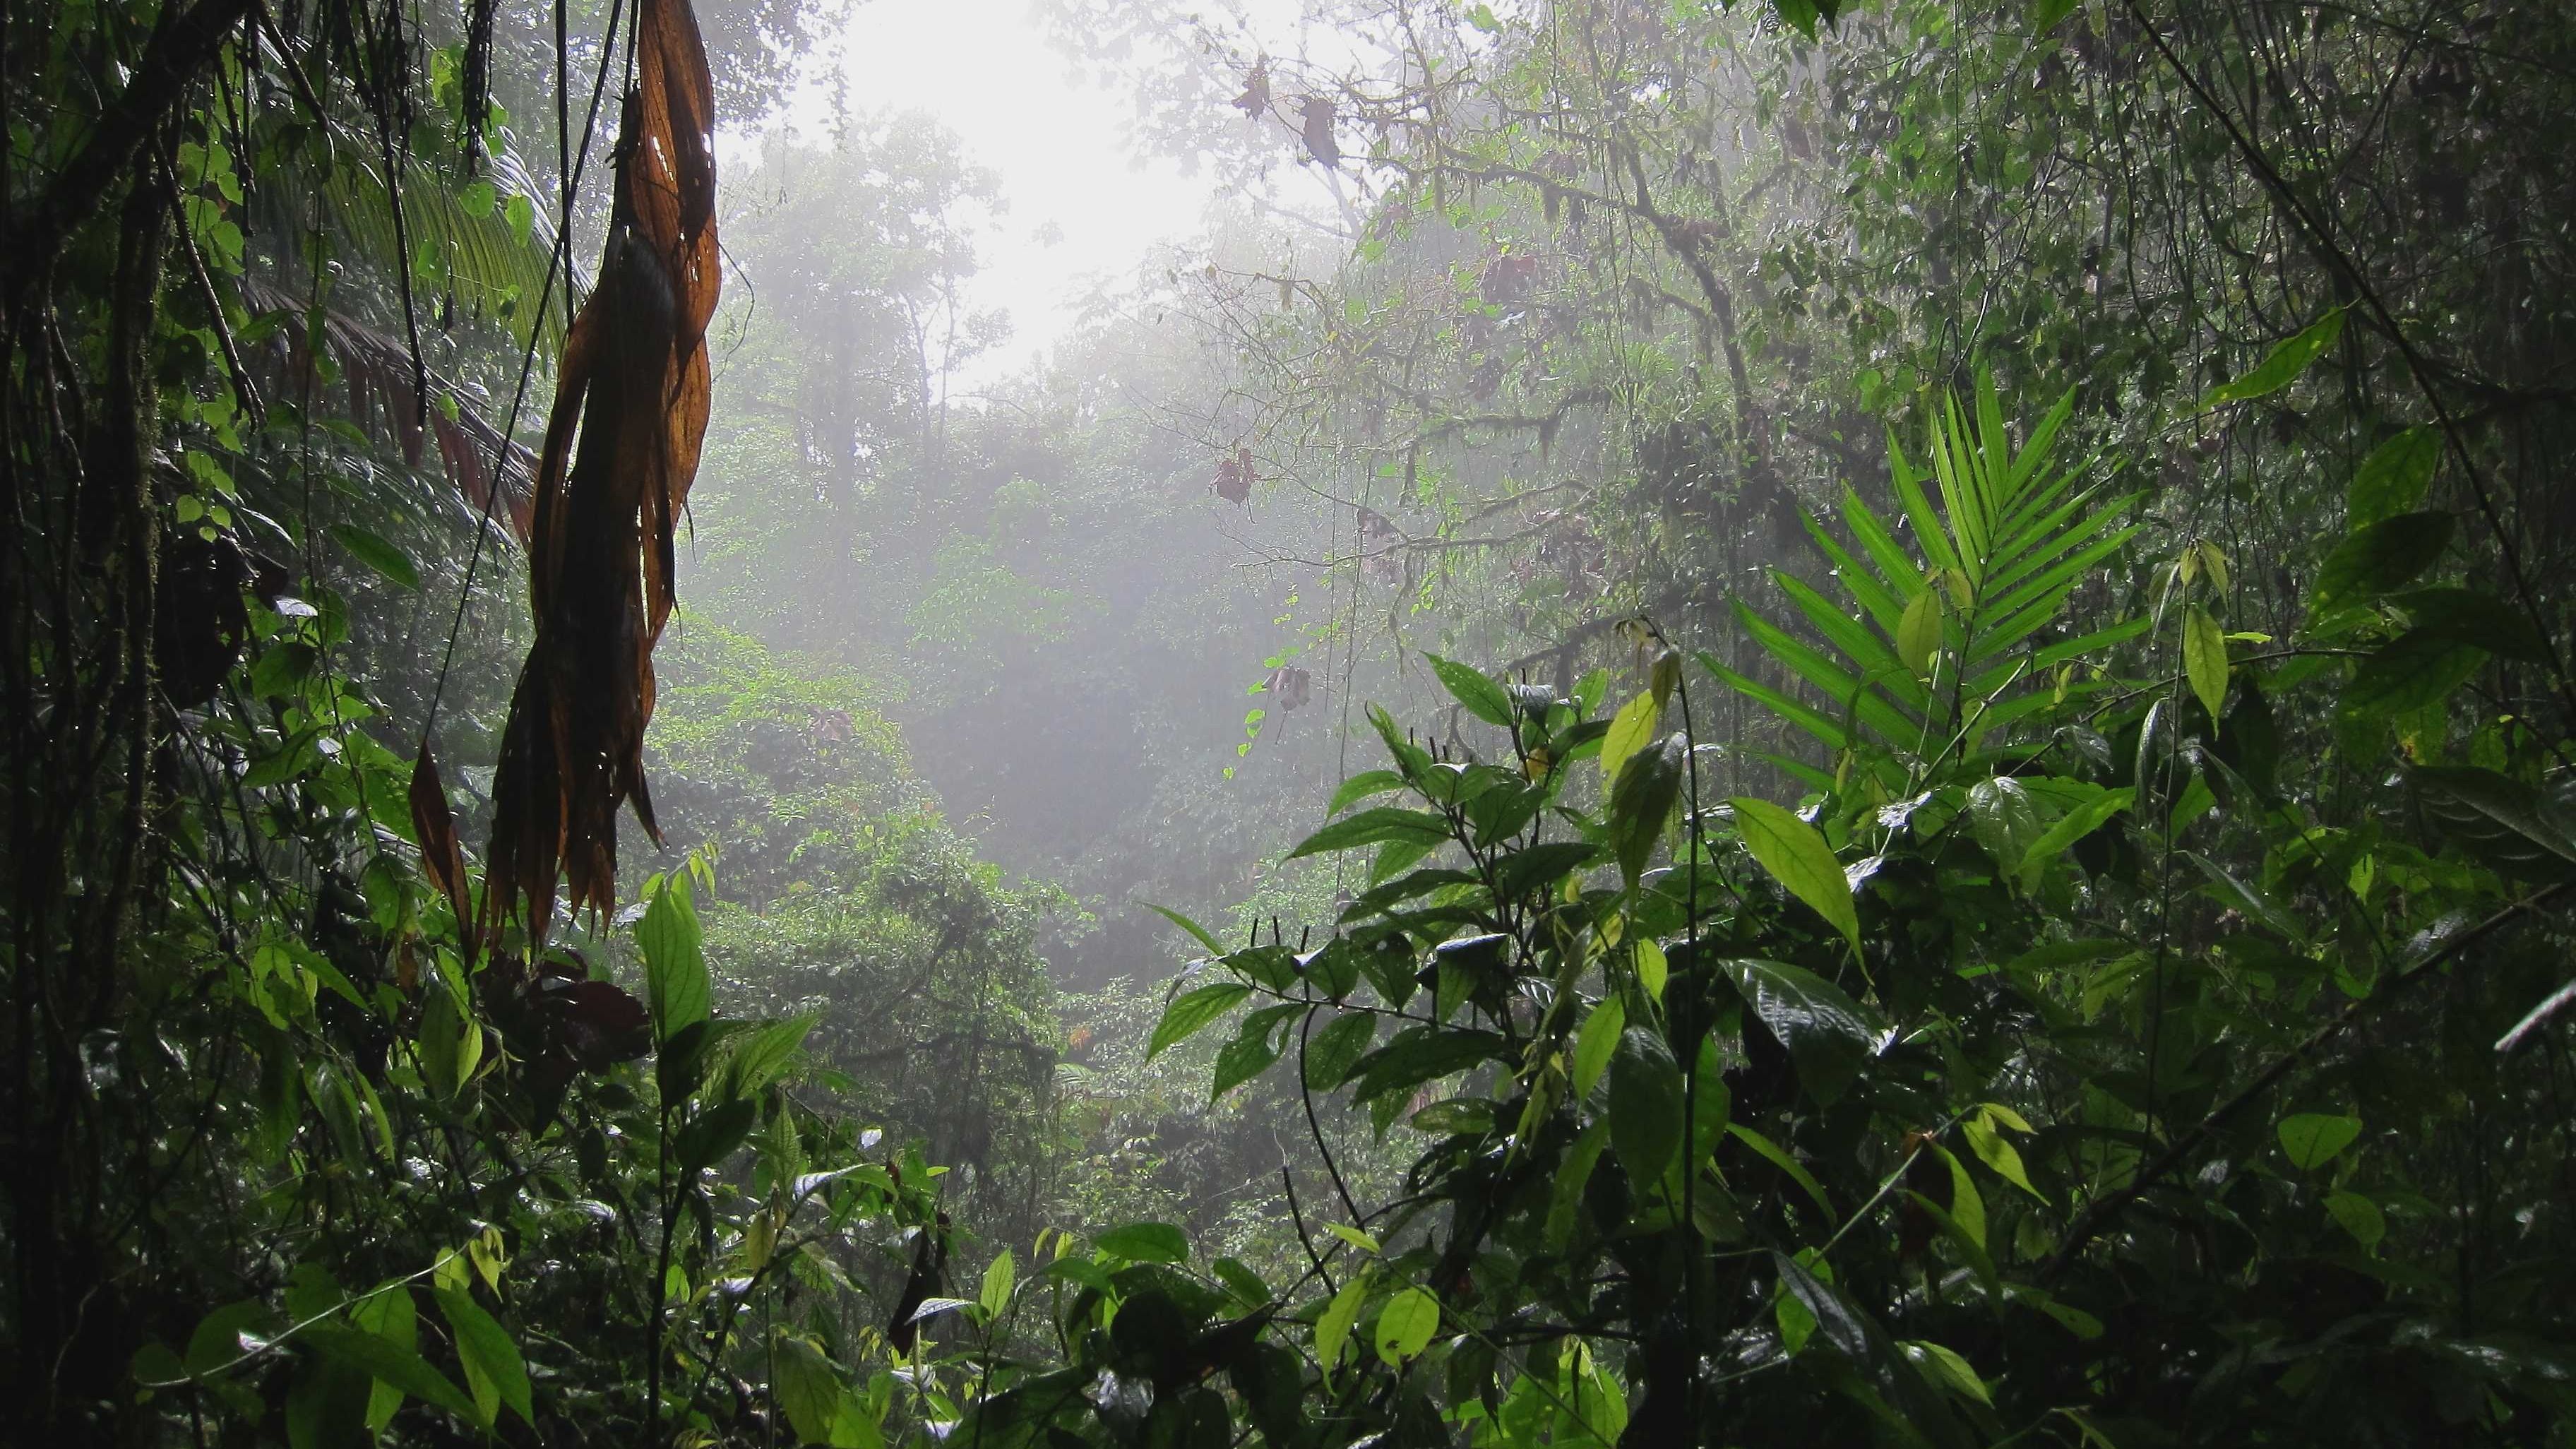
[1731,797,1860,953]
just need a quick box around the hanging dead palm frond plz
[484,0,719,940]
[239,273,539,539]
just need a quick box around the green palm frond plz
[1708,371,2146,775]
[323,145,564,353]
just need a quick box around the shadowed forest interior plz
[7,0,2576,1442]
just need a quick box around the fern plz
[1706,371,2147,785]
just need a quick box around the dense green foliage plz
[7,0,2576,1442]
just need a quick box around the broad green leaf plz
[2342,630,2485,718]
[1425,653,1516,728]
[1636,939,1669,1003]
[1715,958,1879,1106]
[1729,1123,1835,1222]
[2325,1191,2387,1251]
[720,1013,817,1096]
[1966,778,2045,878]
[1287,807,1453,860]
[1147,983,1249,1060]
[1598,691,1658,794]
[1373,1287,1440,1364]
[2278,1113,2362,1170]
[431,1287,531,1427]
[1095,1222,1188,1263]
[636,878,710,1043]
[1213,1005,1297,1097]
[2184,605,2229,720]
[1546,1119,1610,1249]
[979,1251,1015,1319]
[1570,997,1625,1097]
[2203,308,2343,406]
[2187,852,2306,942]
[1936,1144,1986,1250]
[1961,1114,2044,1202]
[1323,1222,1380,1255]
[2313,511,2455,613]
[1903,1340,1993,1407]
[1896,589,1942,676]
[2349,427,2438,527]
[301,1323,479,1424]
[1316,1276,1368,1379]
[2407,764,2576,881]
[330,523,421,590]
[1303,1010,1376,1090]
[2394,588,2549,662]
[2016,788,2133,890]
[772,1335,848,1446]
[1608,1027,1683,1186]
[1730,797,1861,954]
[1608,734,1686,889]
[1327,770,1408,816]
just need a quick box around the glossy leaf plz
[1607,1027,1683,1186]
[1607,734,1686,889]
[1147,983,1250,1060]
[1716,958,1879,1106]
[2202,309,2342,405]
[1731,797,1861,953]
[1286,807,1453,860]
[1425,652,1516,729]
[2350,427,2439,527]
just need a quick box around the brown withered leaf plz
[1301,97,1340,165]
[410,746,473,934]
[1233,59,1270,117]
[484,0,720,941]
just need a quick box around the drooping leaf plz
[2015,787,2133,890]
[1147,983,1250,1060]
[1895,588,1943,676]
[1571,997,1625,1098]
[771,1335,849,1446]
[301,1323,479,1424]
[1607,734,1686,889]
[431,1287,532,1427]
[1213,1005,1299,1097]
[1716,958,1880,1106]
[2342,630,2485,718]
[408,750,472,933]
[1303,1010,1376,1090]
[1729,1123,1834,1222]
[635,876,710,1043]
[1731,797,1861,953]
[2312,511,2455,613]
[1315,1277,1367,1378]
[2202,309,2343,406]
[330,523,421,590]
[2349,427,2439,527]
[2392,588,2549,662]
[1608,1027,1684,1186]
[2184,605,2229,720]
[2407,765,2576,881]
[1597,691,1659,796]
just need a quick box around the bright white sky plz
[763,0,1221,383]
